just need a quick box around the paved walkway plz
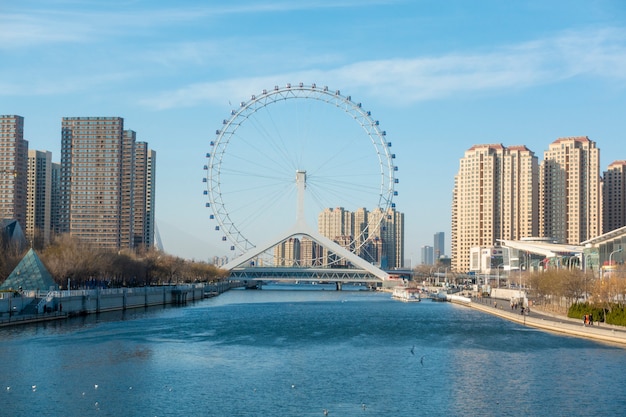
[449,294,626,347]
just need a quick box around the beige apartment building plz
[0,115,28,226]
[603,160,626,234]
[540,136,601,244]
[452,144,538,272]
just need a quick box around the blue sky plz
[2,0,626,265]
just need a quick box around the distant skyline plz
[3,1,626,263]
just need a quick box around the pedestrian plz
[589,315,593,326]
[59,303,62,313]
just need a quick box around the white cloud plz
[140,27,626,110]
[0,1,395,48]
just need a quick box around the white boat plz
[392,287,421,302]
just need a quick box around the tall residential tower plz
[26,150,52,247]
[433,232,444,260]
[540,137,601,244]
[603,160,626,234]
[0,115,28,225]
[452,144,538,272]
[60,117,127,250]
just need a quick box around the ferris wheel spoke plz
[229,131,296,176]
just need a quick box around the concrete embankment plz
[447,295,626,347]
[0,284,207,327]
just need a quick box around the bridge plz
[228,266,398,290]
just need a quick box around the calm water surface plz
[1,285,625,416]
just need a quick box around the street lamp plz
[519,263,528,307]
[496,263,504,288]
[606,248,623,280]
[436,267,444,286]
[609,248,623,266]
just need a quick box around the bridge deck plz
[228,267,389,283]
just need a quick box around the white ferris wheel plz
[204,83,397,265]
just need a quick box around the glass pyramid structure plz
[0,248,58,291]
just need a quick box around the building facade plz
[0,115,28,226]
[315,206,404,269]
[433,232,444,260]
[421,245,433,265]
[120,130,136,250]
[50,162,61,235]
[60,117,126,250]
[603,160,626,234]
[26,150,52,247]
[540,136,601,244]
[59,117,155,251]
[133,143,157,250]
[452,144,538,272]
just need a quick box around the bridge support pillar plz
[336,282,342,291]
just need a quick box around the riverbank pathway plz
[458,294,626,347]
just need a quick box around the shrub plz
[569,302,626,326]
[568,302,606,324]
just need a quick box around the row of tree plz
[0,234,229,289]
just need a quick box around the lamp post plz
[496,263,504,288]
[518,262,524,284]
[609,248,623,267]
[436,267,444,286]
[606,248,623,280]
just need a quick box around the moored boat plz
[391,287,421,302]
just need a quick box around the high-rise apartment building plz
[120,130,136,250]
[299,237,321,266]
[421,245,434,265]
[50,162,61,235]
[26,150,52,247]
[452,144,538,272]
[433,232,444,260]
[603,160,626,234]
[60,117,126,250]
[60,117,155,251]
[0,115,28,225]
[133,143,157,249]
[274,237,301,266]
[540,137,601,244]
[145,149,156,248]
[379,207,404,269]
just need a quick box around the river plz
[1,284,625,416]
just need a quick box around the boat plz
[391,287,421,302]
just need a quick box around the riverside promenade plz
[448,294,626,347]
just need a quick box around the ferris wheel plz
[204,83,397,260]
